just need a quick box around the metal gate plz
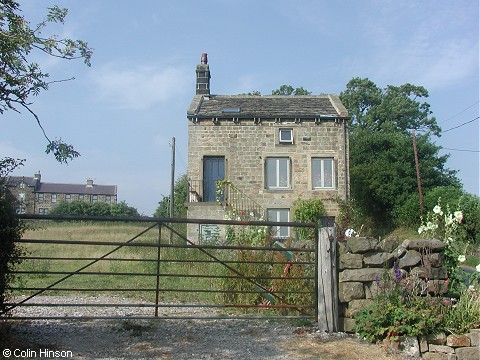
[3,215,318,322]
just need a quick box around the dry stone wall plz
[338,237,448,333]
[337,236,479,359]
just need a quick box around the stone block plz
[422,353,450,360]
[344,299,373,317]
[339,317,356,333]
[402,239,445,251]
[383,338,401,351]
[339,282,365,302]
[398,249,422,268]
[429,344,455,354]
[411,266,448,280]
[338,241,348,255]
[427,332,447,345]
[364,281,380,299]
[466,330,480,347]
[399,336,420,358]
[338,253,363,270]
[392,244,407,259]
[346,237,380,254]
[339,268,385,283]
[363,252,394,266]
[380,236,400,252]
[419,335,429,353]
[447,334,471,347]
[455,347,480,360]
[423,252,445,267]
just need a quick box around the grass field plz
[11,220,229,304]
[10,220,316,317]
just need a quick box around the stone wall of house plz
[338,237,448,333]
[187,119,349,216]
[186,202,227,243]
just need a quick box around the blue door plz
[203,157,225,202]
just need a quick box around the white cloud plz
[357,1,479,90]
[91,63,190,110]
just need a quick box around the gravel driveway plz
[2,296,409,359]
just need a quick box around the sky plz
[1,0,479,216]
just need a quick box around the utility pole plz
[169,137,175,243]
[412,130,424,217]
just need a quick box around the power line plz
[441,147,480,153]
[443,117,479,133]
[439,101,479,124]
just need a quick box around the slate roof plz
[187,94,349,119]
[7,176,117,195]
[36,183,117,196]
[7,176,39,188]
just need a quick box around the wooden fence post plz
[317,216,338,333]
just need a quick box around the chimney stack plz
[34,171,41,182]
[86,178,94,187]
[196,53,210,95]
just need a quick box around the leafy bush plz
[441,287,480,334]
[0,158,26,315]
[220,225,314,315]
[292,198,325,240]
[393,186,464,228]
[396,189,479,247]
[418,202,480,293]
[154,174,187,218]
[456,193,480,246]
[355,262,444,342]
[49,200,139,217]
[333,196,373,240]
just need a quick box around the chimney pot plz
[201,53,208,64]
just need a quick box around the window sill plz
[264,189,293,193]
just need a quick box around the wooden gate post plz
[317,216,339,333]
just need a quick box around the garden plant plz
[354,201,480,343]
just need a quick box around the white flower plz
[426,222,438,231]
[445,214,454,226]
[454,211,463,223]
[476,264,480,273]
[433,205,443,215]
[458,255,466,263]
[345,228,356,238]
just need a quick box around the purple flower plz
[393,260,402,283]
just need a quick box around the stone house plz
[6,171,117,214]
[186,54,349,242]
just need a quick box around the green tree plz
[1,0,92,163]
[0,158,26,315]
[340,78,440,135]
[340,78,460,229]
[154,174,188,218]
[271,84,312,96]
[49,201,139,217]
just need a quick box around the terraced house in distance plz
[6,171,117,215]
[187,53,350,243]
